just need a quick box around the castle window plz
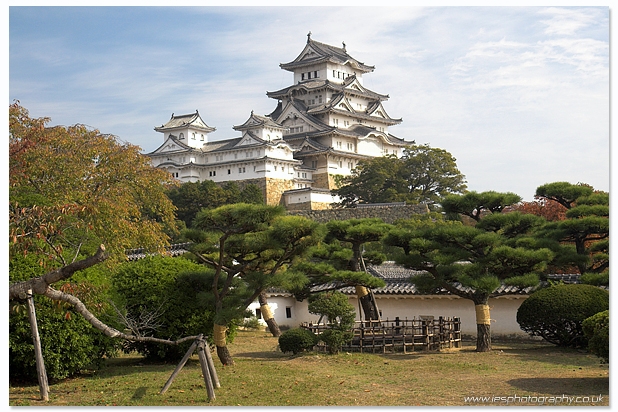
[314,71,318,78]
[201,134,205,141]
[192,133,196,140]
[228,169,231,174]
[338,160,343,168]
[336,141,342,149]
[307,72,312,79]
[179,133,184,140]
[302,73,305,80]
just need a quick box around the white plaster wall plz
[368,295,529,337]
[261,294,530,337]
[357,137,382,156]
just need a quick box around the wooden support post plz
[160,335,201,394]
[197,341,216,401]
[26,290,49,401]
[202,337,220,388]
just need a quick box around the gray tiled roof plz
[155,111,216,133]
[280,37,375,73]
[309,262,588,297]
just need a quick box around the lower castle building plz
[147,34,414,210]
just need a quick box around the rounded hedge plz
[582,310,609,363]
[278,328,318,354]
[517,284,609,347]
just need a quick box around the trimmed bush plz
[279,328,318,354]
[308,291,356,354]
[517,284,609,347]
[582,310,609,363]
[112,256,217,361]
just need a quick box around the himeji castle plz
[147,33,414,210]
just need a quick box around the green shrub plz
[582,310,609,363]
[242,316,262,330]
[278,328,318,354]
[308,291,356,354]
[9,254,120,382]
[319,329,354,354]
[517,284,609,347]
[112,256,217,361]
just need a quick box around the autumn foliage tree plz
[10,102,178,263]
[9,103,191,386]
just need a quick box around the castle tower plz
[266,33,411,190]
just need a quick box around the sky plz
[8,5,610,201]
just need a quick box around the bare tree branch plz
[43,287,197,346]
[9,244,108,300]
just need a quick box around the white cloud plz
[538,7,604,36]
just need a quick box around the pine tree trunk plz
[476,323,491,352]
[213,323,235,365]
[474,301,492,352]
[264,318,281,337]
[258,292,281,337]
[356,286,379,323]
[216,345,235,366]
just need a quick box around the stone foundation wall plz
[285,201,333,212]
[312,172,339,190]
[288,203,429,223]
[224,178,294,206]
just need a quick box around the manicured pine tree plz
[185,204,322,365]
[385,192,553,352]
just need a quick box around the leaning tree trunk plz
[213,324,235,366]
[355,286,380,324]
[258,292,281,337]
[474,299,492,352]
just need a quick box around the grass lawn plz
[9,329,609,406]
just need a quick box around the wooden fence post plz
[422,319,430,351]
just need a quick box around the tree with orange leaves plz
[9,103,191,393]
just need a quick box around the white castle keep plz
[147,33,413,210]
